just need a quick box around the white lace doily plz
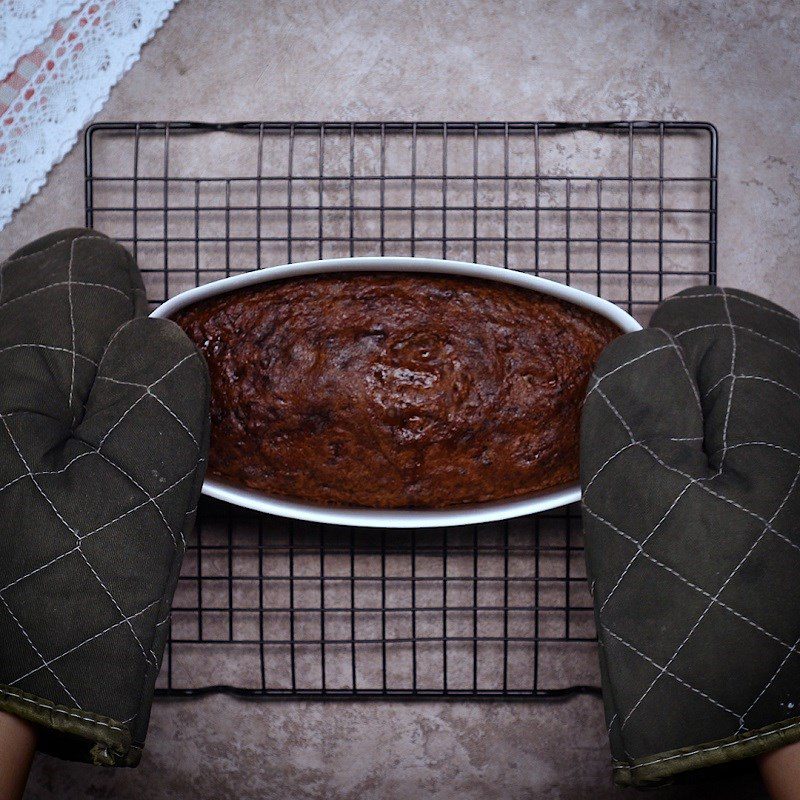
[0,0,83,81]
[0,0,179,232]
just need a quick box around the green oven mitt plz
[0,229,209,766]
[581,286,800,787]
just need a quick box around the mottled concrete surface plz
[3,0,799,797]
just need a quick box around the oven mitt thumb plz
[0,229,210,766]
[581,286,800,787]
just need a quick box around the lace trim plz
[0,1,83,80]
[0,0,179,232]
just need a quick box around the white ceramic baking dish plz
[152,257,641,528]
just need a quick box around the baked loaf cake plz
[175,273,620,508]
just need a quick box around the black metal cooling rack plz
[83,120,718,698]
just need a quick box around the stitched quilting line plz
[662,290,799,324]
[97,375,150,389]
[97,375,200,449]
[595,386,635,440]
[581,441,640,495]
[597,389,707,466]
[715,374,800,403]
[5,259,142,444]
[10,599,161,687]
[0,595,81,708]
[0,235,126,416]
[0,472,27,495]
[0,438,98,496]
[0,435,191,532]
[594,381,713,496]
[587,335,702,413]
[0,280,130,311]
[701,370,800,403]
[0,686,125,734]
[0,424,197,620]
[93,449,179,548]
[590,368,757,726]
[732,463,800,731]
[670,332,703,413]
[584,289,800,766]
[78,555,157,667]
[613,718,800,772]
[712,441,800,461]
[0,464,198,596]
[718,290,737,474]
[581,436,705,501]
[95,373,201,450]
[0,408,200,729]
[704,371,735,397]
[86,362,194,547]
[147,615,171,662]
[96,352,195,451]
[637,440,800,554]
[75,461,201,543]
[0,235,108,272]
[602,626,739,719]
[620,469,793,731]
[0,234,206,736]
[676,323,800,360]
[0,415,156,666]
[738,631,800,733]
[606,698,638,762]
[599,481,694,614]
[585,343,674,399]
[148,390,199,449]
[96,391,148,450]
[0,343,98,366]
[583,505,800,656]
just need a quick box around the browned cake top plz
[174,272,620,508]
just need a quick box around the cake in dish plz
[174,272,620,509]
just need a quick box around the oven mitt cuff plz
[581,286,800,787]
[0,229,210,766]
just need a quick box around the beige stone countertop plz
[3,1,798,797]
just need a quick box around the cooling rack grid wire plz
[84,120,717,698]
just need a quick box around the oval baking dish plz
[152,257,641,528]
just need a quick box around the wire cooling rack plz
[84,121,717,698]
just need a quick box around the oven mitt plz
[0,229,209,766]
[581,286,800,787]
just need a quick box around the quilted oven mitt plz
[581,286,800,787]
[0,229,209,766]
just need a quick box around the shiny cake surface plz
[175,273,620,508]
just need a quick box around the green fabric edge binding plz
[0,684,138,767]
[613,714,800,787]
